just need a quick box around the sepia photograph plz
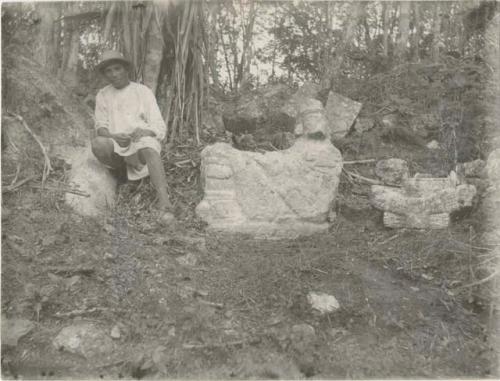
[1,0,499,378]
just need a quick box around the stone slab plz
[325,91,362,138]
[65,147,117,216]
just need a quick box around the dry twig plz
[343,159,376,165]
[456,270,499,290]
[54,307,109,318]
[6,112,53,185]
[343,169,384,186]
[2,175,36,193]
[30,185,90,198]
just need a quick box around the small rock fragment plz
[103,224,115,234]
[375,158,409,185]
[381,114,398,128]
[291,324,316,346]
[176,252,198,267]
[426,140,440,149]
[307,292,340,313]
[354,117,374,133]
[110,325,121,339]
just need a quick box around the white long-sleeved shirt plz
[94,82,166,141]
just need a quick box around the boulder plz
[375,159,410,185]
[65,147,117,216]
[290,324,316,353]
[324,91,362,138]
[222,98,263,135]
[486,149,500,183]
[53,323,114,360]
[483,149,500,228]
[196,99,343,239]
[280,82,321,120]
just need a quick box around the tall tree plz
[382,1,391,56]
[320,1,363,89]
[236,0,257,90]
[142,3,164,94]
[34,2,60,73]
[396,1,410,59]
[411,1,421,62]
[431,3,442,62]
[61,3,81,87]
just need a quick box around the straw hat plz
[96,50,132,73]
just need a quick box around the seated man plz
[91,50,174,223]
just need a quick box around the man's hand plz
[112,133,132,147]
[130,128,155,142]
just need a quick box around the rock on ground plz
[223,98,264,135]
[280,81,321,120]
[375,158,409,185]
[53,323,114,360]
[307,292,340,313]
[486,149,500,182]
[324,91,362,138]
[353,117,374,133]
[65,147,117,216]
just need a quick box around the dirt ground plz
[2,143,499,379]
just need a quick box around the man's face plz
[103,62,129,89]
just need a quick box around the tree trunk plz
[143,3,164,94]
[103,2,117,44]
[396,1,410,59]
[382,2,390,56]
[218,14,234,91]
[60,4,72,75]
[320,1,362,89]
[411,2,421,62]
[63,23,80,87]
[362,6,372,51]
[204,1,221,88]
[237,0,256,90]
[431,3,441,62]
[34,2,60,74]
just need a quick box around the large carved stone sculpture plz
[370,173,477,229]
[196,98,343,239]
